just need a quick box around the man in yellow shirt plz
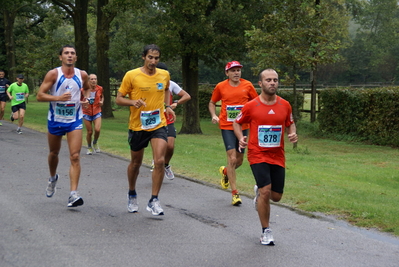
[116,44,175,216]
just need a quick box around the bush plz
[318,87,399,147]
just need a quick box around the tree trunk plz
[310,0,320,123]
[96,0,115,118]
[292,65,298,149]
[3,10,16,80]
[310,67,317,123]
[73,0,89,71]
[179,54,202,134]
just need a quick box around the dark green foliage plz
[318,87,399,147]
[173,84,213,118]
[198,84,214,118]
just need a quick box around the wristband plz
[165,105,171,109]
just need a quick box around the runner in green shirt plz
[7,74,29,134]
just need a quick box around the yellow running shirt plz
[118,68,170,131]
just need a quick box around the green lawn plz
[22,97,399,236]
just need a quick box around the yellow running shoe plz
[232,193,242,206]
[219,166,229,189]
[86,147,93,155]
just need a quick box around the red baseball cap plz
[225,61,243,71]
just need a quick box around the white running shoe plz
[127,195,139,213]
[164,165,174,180]
[146,198,164,216]
[67,192,84,207]
[46,174,59,197]
[93,143,100,153]
[86,147,93,155]
[260,228,275,245]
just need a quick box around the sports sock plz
[232,190,238,195]
[149,195,158,202]
[49,175,57,182]
[128,189,137,196]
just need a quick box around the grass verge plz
[20,97,399,236]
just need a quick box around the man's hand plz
[166,106,176,122]
[133,98,147,109]
[59,91,72,101]
[238,136,248,153]
[211,115,219,124]
[288,133,298,143]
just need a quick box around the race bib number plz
[226,105,243,122]
[16,93,25,101]
[0,86,5,93]
[55,102,76,120]
[141,109,161,130]
[89,91,96,104]
[258,125,282,147]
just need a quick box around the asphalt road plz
[1,121,398,267]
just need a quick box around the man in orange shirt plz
[82,74,104,155]
[209,61,258,206]
[233,68,298,245]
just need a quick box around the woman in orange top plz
[82,74,104,155]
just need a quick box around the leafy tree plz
[13,3,54,78]
[1,0,38,80]
[94,0,118,118]
[108,10,152,79]
[350,0,399,83]
[246,0,350,122]
[51,0,90,71]
[152,0,260,134]
[93,0,146,118]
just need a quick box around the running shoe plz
[16,128,22,134]
[127,195,139,213]
[150,159,154,172]
[232,193,242,206]
[10,114,14,122]
[67,192,84,207]
[260,228,275,246]
[146,198,164,216]
[253,185,259,211]
[46,174,59,197]
[219,166,229,189]
[0,122,2,126]
[86,147,93,155]
[164,165,174,180]
[93,143,100,153]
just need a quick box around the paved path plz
[1,122,398,267]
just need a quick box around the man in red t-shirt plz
[233,68,298,245]
[209,61,258,206]
[82,74,104,155]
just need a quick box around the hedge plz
[318,87,399,147]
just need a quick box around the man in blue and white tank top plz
[37,45,90,208]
